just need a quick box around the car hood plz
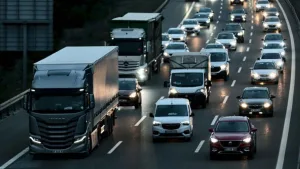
[197,12,210,15]
[213,132,250,140]
[154,116,189,123]
[257,4,269,7]
[252,69,277,74]
[240,98,272,104]
[165,49,187,54]
[182,24,198,28]
[169,34,184,38]
[216,39,235,44]
[261,49,284,54]
[260,59,282,63]
[119,90,136,96]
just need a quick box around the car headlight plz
[263,23,268,27]
[180,36,184,40]
[231,15,234,19]
[243,137,251,143]
[209,13,213,17]
[74,136,87,144]
[181,121,190,125]
[196,88,205,93]
[269,72,277,79]
[276,61,283,66]
[137,68,146,74]
[195,25,200,29]
[181,26,185,30]
[220,64,226,70]
[276,12,279,16]
[256,5,261,8]
[281,51,285,55]
[164,43,169,47]
[263,12,267,16]
[241,0,244,1]
[230,0,234,2]
[238,31,243,36]
[164,52,168,56]
[206,20,210,23]
[280,42,285,46]
[210,137,218,143]
[252,73,260,79]
[242,15,246,18]
[230,41,236,46]
[215,40,220,43]
[153,121,161,126]
[267,4,270,8]
[169,88,177,94]
[264,102,271,108]
[129,92,137,98]
[277,23,281,27]
[241,103,248,108]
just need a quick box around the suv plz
[149,98,194,142]
[118,78,142,108]
[209,116,257,160]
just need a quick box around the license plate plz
[52,150,63,153]
[119,99,127,102]
[165,130,177,133]
[251,109,261,112]
[225,147,237,151]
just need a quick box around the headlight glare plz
[163,52,168,56]
[252,73,260,79]
[263,23,268,27]
[269,72,277,79]
[180,36,184,40]
[241,103,248,108]
[196,88,205,93]
[211,137,218,143]
[181,26,185,30]
[137,68,146,74]
[153,121,161,126]
[264,102,271,108]
[230,41,236,46]
[276,61,283,66]
[281,51,285,55]
[220,64,226,70]
[129,92,137,98]
[169,88,177,94]
[238,32,243,36]
[243,137,251,143]
[277,23,281,27]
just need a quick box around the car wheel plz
[224,74,229,81]
[278,29,282,33]
[241,37,245,43]
[248,151,255,160]
[202,101,207,108]
[207,24,210,28]
[251,80,255,85]
[210,153,217,160]
[275,80,278,84]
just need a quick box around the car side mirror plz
[249,67,253,70]
[89,94,95,109]
[190,112,195,116]
[243,28,245,30]
[228,59,230,62]
[261,38,264,41]
[149,113,154,117]
[257,57,260,60]
[251,128,257,132]
[23,93,29,110]
[209,128,214,132]
[164,81,170,87]
[283,57,286,62]
[270,95,276,99]
[236,96,241,99]
[161,16,165,21]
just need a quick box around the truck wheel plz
[134,101,140,109]
[248,151,255,160]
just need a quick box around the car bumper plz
[239,106,273,115]
[251,77,278,83]
[263,26,281,31]
[231,17,246,22]
[184,28,200,33]
[210,144,253,156]
[169,92,206,105]
[211,69,227,77]
[152,125,192,139]
[118,96,138,106]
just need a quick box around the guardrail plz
[0,89,29,119]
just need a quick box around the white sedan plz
[256,0,271,12]
[167,28,187,43]
[163,42,189,61]
[258,53,285,73]
[262,33,286,47]
[180,19,200,34]
[215,32,237,51]
[260,43,286,58]
[262,16,282,32]
[162,33,170,50]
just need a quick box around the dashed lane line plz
[107,141,123,154]
[194,140,205,153]
[243,56,246,61]
[238,67,242,73]
[249,39,252,43]
[206,39,210,43]
[222,96,229,104]
[216,21,219,24]
[178,2,196,27]
[246,47,250,52]
[250,32,253,36]
[0,147,29,169]
[251,26,253,29]
[231,80,236,87]
[211,115,219,125]
[134,116,147,126]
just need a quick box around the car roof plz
[255,60,276,63]
[207,43,223,45]
[202,48,228,53]
[243,86,268,91]
[218,32,234,36]
[156,98,190,105]
[168,42,186,45]
[218,116,249,122]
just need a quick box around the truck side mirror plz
[23,93,29,110]
[164,81,170,87]
[89,94,95,109]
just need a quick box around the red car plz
[208,116,257,160]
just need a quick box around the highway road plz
[0,0,300,168]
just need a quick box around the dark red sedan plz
[208,116,257,160]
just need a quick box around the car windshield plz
[199,8,211,12]
[168,29,183,34]
[225,25,242,31]
[166,44,185,49]
[119,81,136,90]
[261,53,281,59]
[155,105,188,117]
[265,34,283,40]
[215,121,249,132]
[253,62,276,69]
[265,18,279,22]
[258,1,269,4]
[171,73,204,87]
[232,9,244,14]
[194,14,208,18]
[183,20,197,24]
[206,44,223,49]
[218,34,234,39]
[263,43,282,49]
[162,35,169,41]
[210,52,227,62]
[32,93,85,112]
[242,89,269,99]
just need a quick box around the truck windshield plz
[111,40,143,55]
[155,105,188,117]
[31,93,85,113]
[171,72,203,87]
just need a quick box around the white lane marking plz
[231,80,236,87]
[211,33,213,36]
[237,67,242,73]
[221,6,223,9]
[206,39,210,43]
[107,141,123,154]
[216,21,219,24]
[178,2,196,27]
[250,32,253,36]
[246,47,250,52]
[221,2,223,5]
[214,27,216,30]
[211,115,219,125]
[249,39,252,43]
[0,147,29,169]
[134,115,147,126]
[194,140,205,153]
[297,146,300,169]
[220,11,222,13]
[218,15,221,19]
[222,96,229,104]
[243,56,246,61]
[251,25,253,29]
[252,20,253,23]
[275,0,295,168]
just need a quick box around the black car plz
[236,87,275,117]
[222,23,245,43]
[229,8,247,22]
[118,78,142,108]
[230,0,245,5]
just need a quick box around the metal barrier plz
[0,89,29,119]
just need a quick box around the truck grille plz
[118,61,140,71]
[220,141,241,147]
[248,104,263,109]
[162,123,180,130]
[211,67,221,72]
[37,118,78,149]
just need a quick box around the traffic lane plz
[0,110,29,165]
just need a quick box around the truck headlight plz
[269,72,277,79]
[277,23,281,27]
[210,137,218,143]
[252,73,260,79]
[29,136,41,144]
[243,137,251,143]
[169,88,177,94]
[264,102,271,108]
[220,64,226,70]
[153,121,161,126]
[181,121,190,125]
[164,52,168,56]
[263,12,267,16]
[129,92,137,98]
[74,136,86,144]
[196,88,205,93]
[137,68,146,74]
[241,103,248,108]
[276,61,283,66]
[281,51,285,55]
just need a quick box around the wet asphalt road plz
[1,0,300,168]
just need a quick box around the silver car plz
[180,19,201,34]
[167,28,187,43]
[197,7,214,21]
[230,8,247,22]
[162,33,171,50]
[262,16,282,32]
[256,0,271,12]
[163,42,189,61]
[257,53,285,73]
[263,7,279,20]
[260,43,286,59]
[262,33,286,47]
[215,32,237,51]
[193,13,211,28]
[250,60,279,84]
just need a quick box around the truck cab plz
[163,52,212,108]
